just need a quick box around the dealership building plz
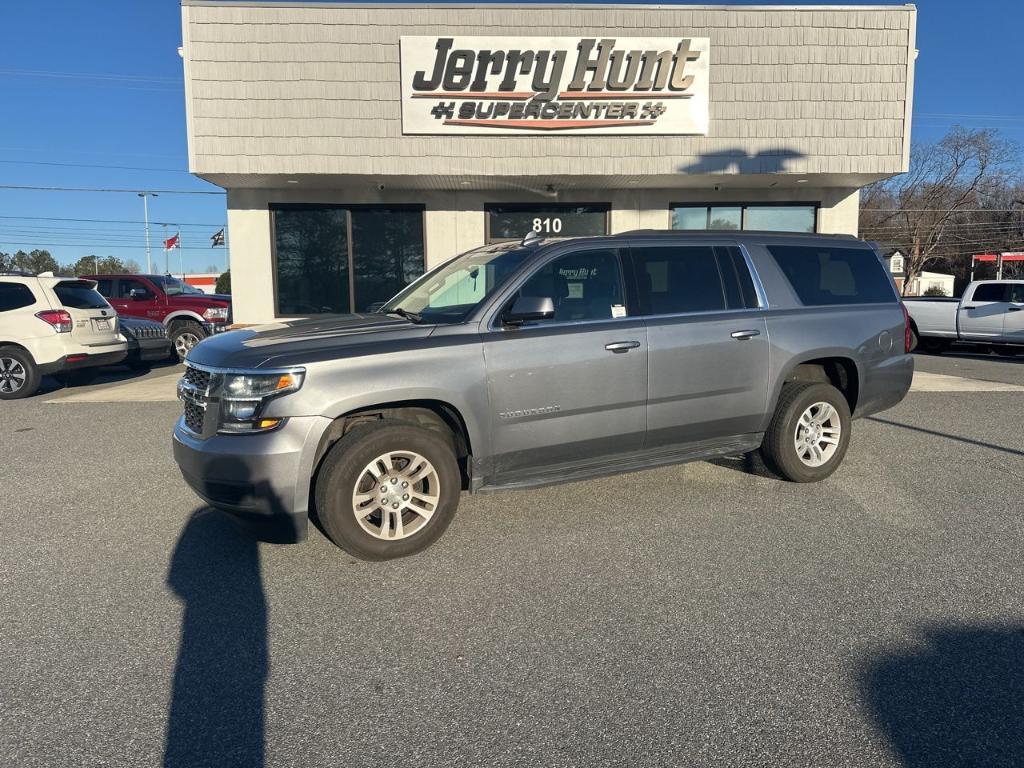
[180,1,917,323]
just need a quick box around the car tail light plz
[900,302,912,353]
[36,309,73,333]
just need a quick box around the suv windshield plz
[151,275,189,296]
[380,243,534,323]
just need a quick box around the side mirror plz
[503,295,555,326]
[129,288,150,300]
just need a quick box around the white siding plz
[182,2,916,181]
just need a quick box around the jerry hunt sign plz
[400,36,710,135]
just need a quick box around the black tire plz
[314,421,461,560]
[760,381,852,483]
[919,337,950,355]
[0,345,41,400]
[169,321,206,361]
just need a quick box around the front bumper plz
[172,415,332,543]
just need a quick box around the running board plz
[475,434,763,494]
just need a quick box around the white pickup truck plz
[905,280,1024,355]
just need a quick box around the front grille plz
[183,400,205,433]
[182,365,211,391]
[178,363,213,436]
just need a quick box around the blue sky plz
[1,0,1022,273]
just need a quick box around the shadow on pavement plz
[861,624,1024,767]
[164,508,267,768]
[706,450,781,479]
[867,416,1024,459]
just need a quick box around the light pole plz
[138,192,158,273]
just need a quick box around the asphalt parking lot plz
[2,352,1023,767]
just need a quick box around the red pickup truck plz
[93,274,231,360]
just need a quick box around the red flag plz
[164,232,179,251]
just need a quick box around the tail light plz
[36,309,73,333]
[900,302,912,353]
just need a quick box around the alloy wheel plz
[174,332,200,358]
[793,401,842,468]
[0,357,27,394]
[351,451,441,541]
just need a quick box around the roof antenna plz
[521,230,544,246]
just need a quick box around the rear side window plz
[632,246,724,314]
[767,245,895,306]
[54,281,110,310]
[1011,285,1024,303]
[972,284,1009,302]
[630,245,757,315]
[94,279,114,297]
[0,283,36,312]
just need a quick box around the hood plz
[173,293,230,307]
[185,313,435,369]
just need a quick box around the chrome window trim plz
[737,243,770,310]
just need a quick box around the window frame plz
[0,282,37,313]
[624,241,767,320]
[669,202,820,234]
[485,245,631,332]
[484,202,611,244]
[269,203,427,318]
[970,283,1010,303]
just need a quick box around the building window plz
[271,205,425,316]
[485,203,610,242]
[671,204,817,233]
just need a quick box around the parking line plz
[46,372,180,403]
[909,371,1024,393]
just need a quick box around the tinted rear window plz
[0,283,36,312]
[631,245,725,314]
[972,284,1009,302]
[54,281,110,310]
[767,245,895,306]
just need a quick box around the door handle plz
[963,306,976,310]
[1008,307,1022,312]
[731,329,761,340]
[605,340,640,353]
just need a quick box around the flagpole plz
[162,223,169,273]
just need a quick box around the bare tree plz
[860,128,1018,293]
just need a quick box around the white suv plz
[0,273,127,399]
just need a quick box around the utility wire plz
[0,184,223,195]
[0,214,225,226]
[0,159,190,173]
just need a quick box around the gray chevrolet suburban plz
[174,231,913,560]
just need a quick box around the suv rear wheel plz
[0,346,40,400]
[315,421,461,560]
[760,381,852,482]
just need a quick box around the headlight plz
[217,370,304,434]
[203,306,229,321]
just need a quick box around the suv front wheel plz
[760,381,852,482]
[169,321,206,362]
[315,421,461,560]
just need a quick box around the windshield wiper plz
[389,308,423,324]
